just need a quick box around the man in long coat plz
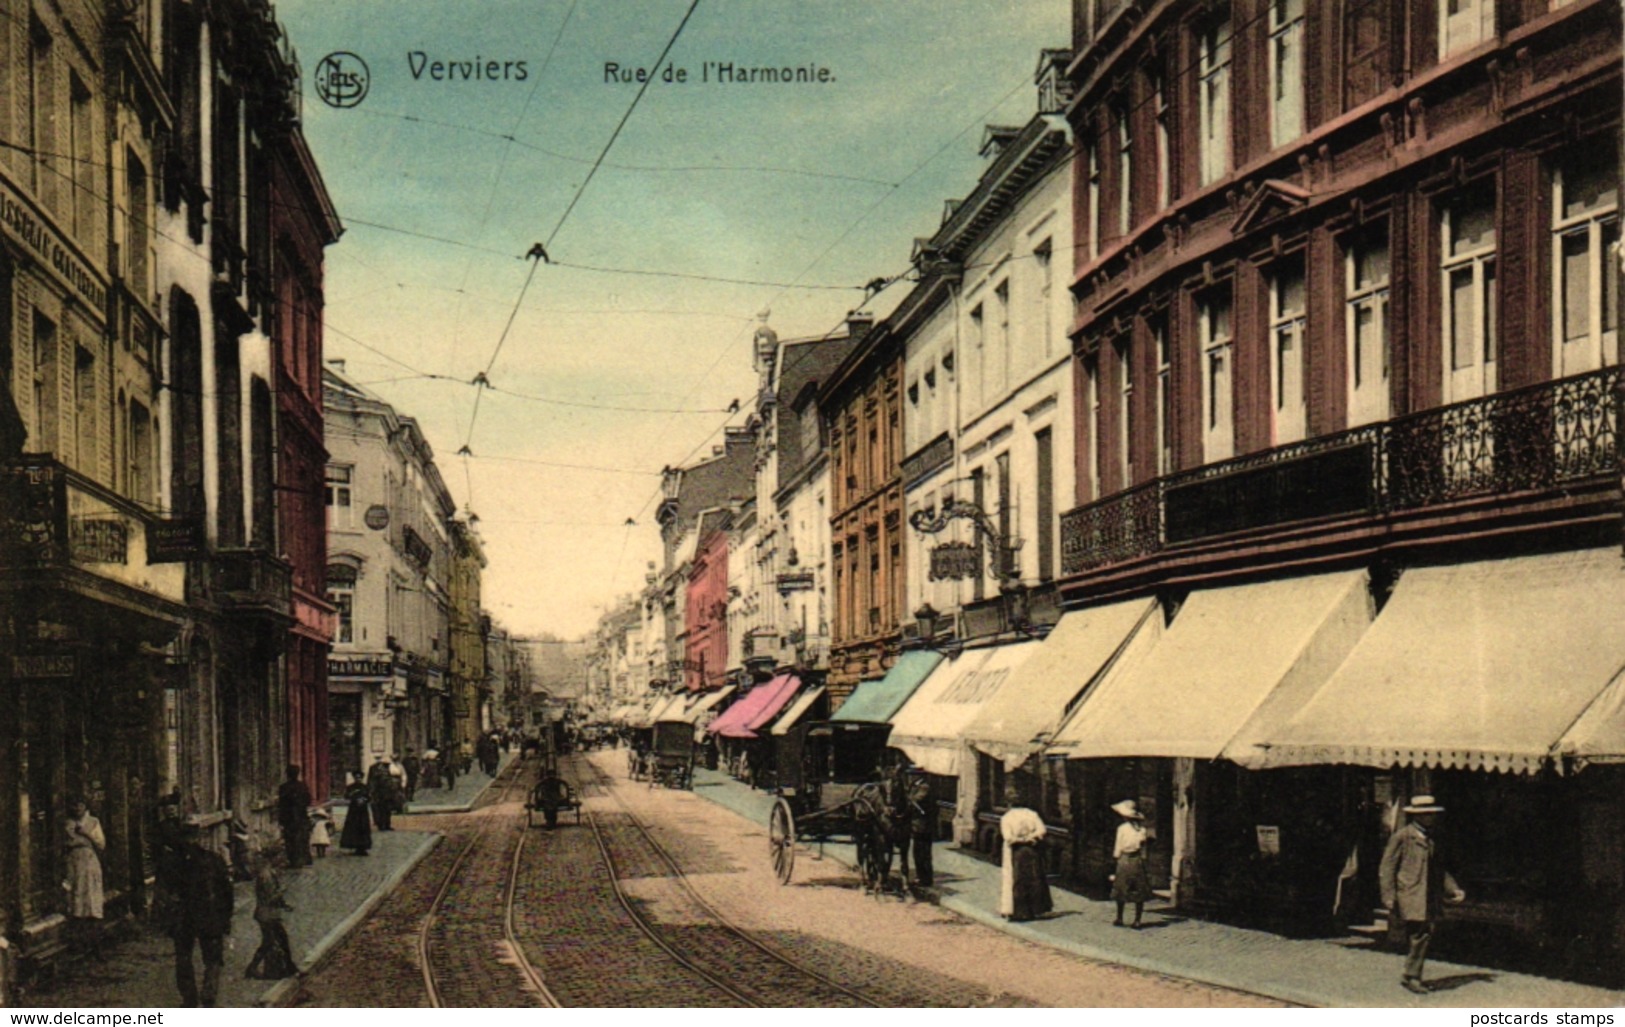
[164,823,234,1007]
[366,756,398,831]
[1379,795,1466,994]
[276,765,312,868]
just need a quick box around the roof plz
[775,335,861,488]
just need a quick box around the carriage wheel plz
[769,798,796,885]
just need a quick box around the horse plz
[851,776,918,898]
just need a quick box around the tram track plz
[418,758,560,1008]
[572,756,880,1008]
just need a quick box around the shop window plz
[1197,16,1232,186]
[1268,0,1305,148]
[1347,229,1392,426]
[1552,151,1620,377]
[1270,259,1308,444]
[1441,188,1498,403]
[1200,293,1235,461]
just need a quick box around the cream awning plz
[770,686,827,736]
[1257,550,1625,774]
[888,642,1037,776]
[647,693,690,724]
[681,685,737,724]
[1557,668,1625,768]
[966,598,1161,769]
[1052,570,1372,762]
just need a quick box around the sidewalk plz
[689,767,1624,1009]
[396,749,519,814]
[24,825,438,1008]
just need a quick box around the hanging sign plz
[929,541,981,581]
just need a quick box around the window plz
[1442,190,1498,402]
[1198,18,1232,186]
[1200,294,1235,461]
[70,75,93,242]
[1115,337,1133,484]
[971,467,987,601]
[29,17,52,199]
[1035,239,1055,359]
[994,280,1010,395]
[1154,72,1171,210]
[74,345,96,473]
[1115,103,1133,235]
[327,566,358,645]
[1154,320,1172,474]
[1269,0,1305,148]
[1347,231,1391,426]
[1088,144,1102,260]
[1440,0,1493,59]
[126,152,150,302]
[1271,260,1308,444]
[1552,153,1620,377]
[996,450,1012,581]
[970,303,986,410]
[1085,355,1101,500]
[32,312,57,452]
[326,465,354,528]
[1343,0,1389,109]
[1035,428,1054,581]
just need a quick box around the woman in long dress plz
[64,799,106,955]
[340,773,373,856]
[1111,799,1152,928]
[999,807,1052,922]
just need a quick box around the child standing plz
[309,809,332,858]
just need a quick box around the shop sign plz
[453,703,471,718]
[929,541,981,581]
[364,505,390,530]
[383,696,413,710]
[328,657,394,679]
[70,517,128,564]
[11,653,75,678]
[148,518,205,563]
[0,180,108,310]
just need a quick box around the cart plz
[766,721,899,889]
[648,719,696,789]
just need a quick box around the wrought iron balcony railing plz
[1060,368,1621,577]
[209,547,293,619]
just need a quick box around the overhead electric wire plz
[463,0,705,450]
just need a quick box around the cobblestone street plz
[290,752,1278,1007]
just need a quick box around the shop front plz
[1051,570,1373,918]
[326,654,393,793]
[1255,550,1625,985]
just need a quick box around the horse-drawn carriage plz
[623,723,653,781]
[766,721,920,894]
[648,719,696,789]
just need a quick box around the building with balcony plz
[323,366,454,794]
[1049,0,1623,981]
[449,519,487,748]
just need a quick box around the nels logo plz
[315,52,370,109]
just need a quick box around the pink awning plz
[707,674,801,739]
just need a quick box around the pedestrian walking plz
[1110,799,1153,928]
[999,806,1052,922]
[244,855,296,980]
[401,747,421,801]
[420,744,443,790]
[443,743,459,791]
[367,755,397,831]
[165,821,234,1007]
[276,764,313,868]
[63,799,105,957]
[1379,795,1466,995]
[341,773,373,856]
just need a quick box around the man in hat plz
[1379,795,1466,995]
[164,820,235,1007]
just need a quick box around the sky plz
[274,0,1070,639]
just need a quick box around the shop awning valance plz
[770,686,827,737]
[1052,570,1372,762]
[888,642,1037,777]
[1256,550,1625,775]
[646,693,690,725]
[966,598,1161,769]
[831,651,944,724]
[707,673,801,739]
